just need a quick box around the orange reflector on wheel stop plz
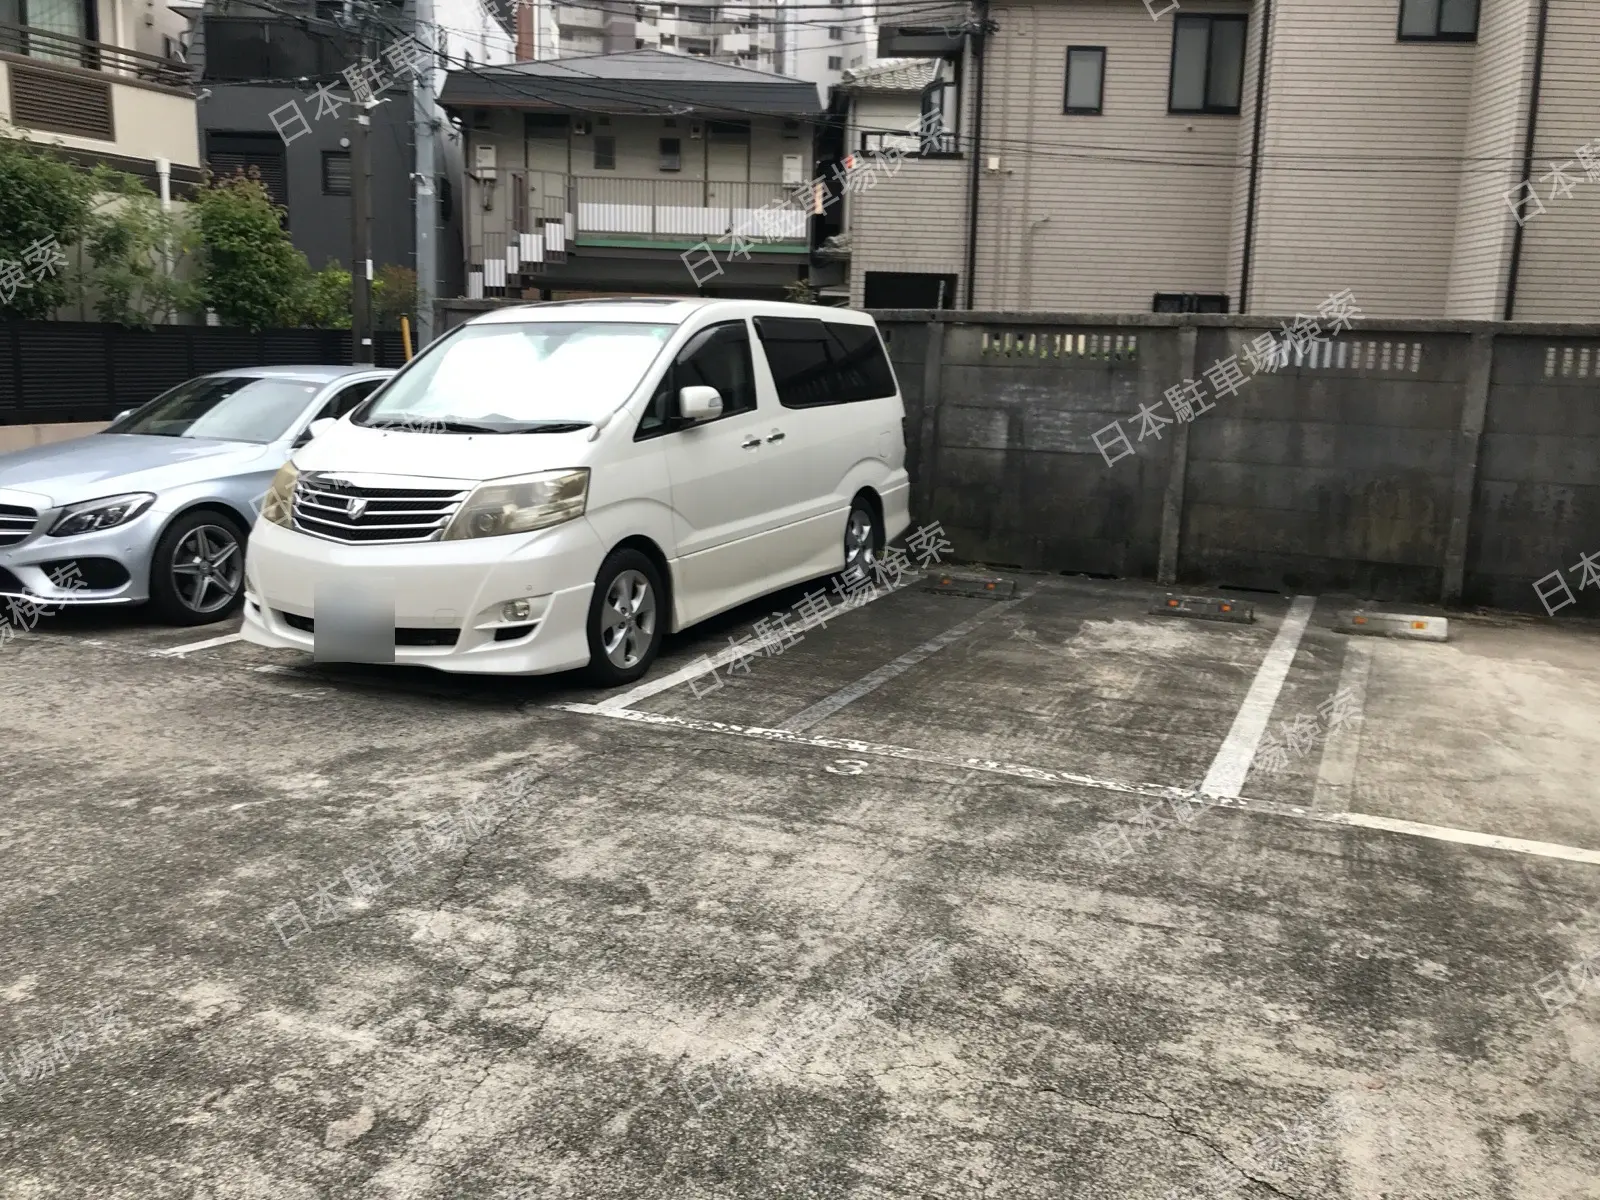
[1353,616,1368,624]
[922,571,1017,599]
[1412,621,1426,629]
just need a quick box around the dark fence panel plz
[0,322,416,424]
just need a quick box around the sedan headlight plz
[48,492,155,538]
[442,469,589,541]
[259,462,298,528]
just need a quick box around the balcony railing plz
[859,129,961,157]
[575,176,808,241]
[0,21,192,88]
[201,16,352,82]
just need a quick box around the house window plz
[1398,0,1478,40]
[1152,292,1229,314]
[1168,14,1247,114]
[659,137,682,171]
[827,54,841,69]
[593,136,616,170]
[828,26,842,39]
[322,150,351,196]
[1063,46,1105,114]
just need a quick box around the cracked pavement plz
[0,575,1597,1198]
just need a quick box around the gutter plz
[1504,0,1552,321]
[963,0,989,310]
[1238,0,1271,314]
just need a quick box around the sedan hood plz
[294,420,598,481]
[0,435,274,507]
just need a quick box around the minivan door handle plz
[766,430,785,443]
[740,435,761,449]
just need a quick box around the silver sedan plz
[0,365,393,625]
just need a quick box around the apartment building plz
[630,3,779,70]
[0,0,199,193]
[440,49,821,297]
[858,0,1600,319]
[783,0,875,93]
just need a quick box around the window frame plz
[321,149,351,196]
[1167,13,1248,116]
[1396,0,1479,42]
[592,135,616,171]
[633,319,759,441]
[752,316,899,410]
[659,136,682,171]
[1063,45,1106,116]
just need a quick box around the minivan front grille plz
[291,477,470,544]
[0,504,38,548]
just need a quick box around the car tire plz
[841,495,883,585]
[148,509,249,626]
[582,548,666,687]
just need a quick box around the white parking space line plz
[151,633,243,658]
[1200,595,1317,799]
[779,593,1033,732]
[556,702,1600,866]
[1313,637,1375,813]
[592,578,914,712]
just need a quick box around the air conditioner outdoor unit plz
[573,118,591,135]
[689,121,704,138]
[781,153,803,184]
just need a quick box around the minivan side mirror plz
[678,385,723,423]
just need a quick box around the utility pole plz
[413,0,437,346]
[351,106,374,365]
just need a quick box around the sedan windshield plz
[353,321,675,433]
[105,376,322,444]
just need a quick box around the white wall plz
[783,0,874,94]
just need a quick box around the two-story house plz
[860,0,1600,319]
[440,49,822,299]
[0,0,199,200]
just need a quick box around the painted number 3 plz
[825,760,868,775]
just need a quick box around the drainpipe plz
[1238,0,1271,314]
[156,156,173,304]
[1504,0,1551,321]
[962,0,989,310]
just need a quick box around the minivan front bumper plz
[240,516,607,675]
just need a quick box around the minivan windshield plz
[353,321,676,433]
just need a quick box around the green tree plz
[372,264,418,331]
[192,169,312,330]
[295,261,353,328]
[81,172,200,327]
[0,137,97,319]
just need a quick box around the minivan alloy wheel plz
[844,507,877,582]
[169,523,243,615]
[601,568,657,670]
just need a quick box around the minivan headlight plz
[442,469,589,540]
[259,462,298,528]
[48,492,156,537]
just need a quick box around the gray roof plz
[439,50,823,117]
[840,58,939,93]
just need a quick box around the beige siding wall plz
[1247,0,1475,318]
[0,58,200,170]
[847,158,969,307]
[1506,0,1600,321]
[977,0,1249,312]
[1443,0,1536,319]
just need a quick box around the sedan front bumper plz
[0,487,160,605]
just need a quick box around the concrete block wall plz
[875,311,1600,617]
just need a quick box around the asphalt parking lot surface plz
[2,571,1598,1199]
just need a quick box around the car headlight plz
[259,462,298,528]
[442,469,589,540]
[47,492,156,538]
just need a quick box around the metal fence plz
[0,322,411,425]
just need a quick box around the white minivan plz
[241,298,911,684]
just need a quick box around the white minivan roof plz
[467,298,875,326]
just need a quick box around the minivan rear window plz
[752,317,898,408]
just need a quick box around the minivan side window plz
[635,320,758,439]
[752,317,897,408]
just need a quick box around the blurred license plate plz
[314,578,395,664]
